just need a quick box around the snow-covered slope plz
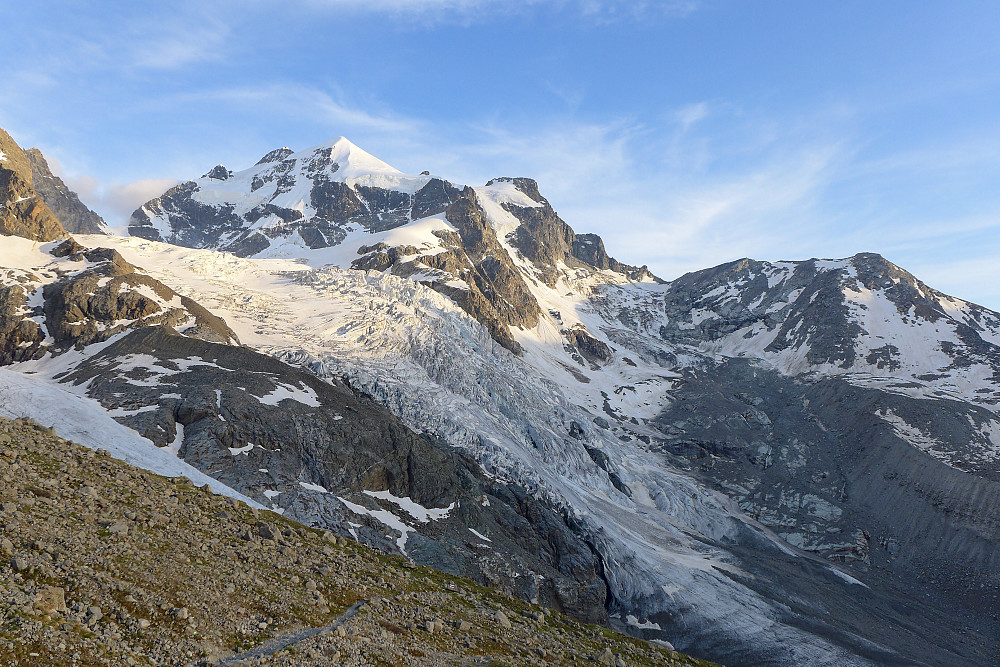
[0,367,259,505]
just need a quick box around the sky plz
[2,1,999,309]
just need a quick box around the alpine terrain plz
[1,128,998,666]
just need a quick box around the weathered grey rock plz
[596,647,615,665]
[85,606,102,625]
[0,128,68,242]
[33,586,66,615]
[256,522,277,541]
[25,148,106,234]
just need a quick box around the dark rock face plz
[129,181,249,248]
[650,359,1000,666]
[563,326,613,366]
[58,326,609,622]
[491,177,657,286]
[0,128,67,242]
[411,178,462,220]
[40,246,238,349]
[24,149,106,234]
[430,190,541,353]
[0,281,46,365]
[203,165,232,180]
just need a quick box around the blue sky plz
[2,1,999,308]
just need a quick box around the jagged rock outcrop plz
[0,235,238,366]
[25,148,106,234]
[0,128,67,242]
[426,189,541,353]
[489,177,657,286]
[41,243,237,349]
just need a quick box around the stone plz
[11,556,28,572]
[455,620,472,632]
[596,647,615,665]
[32,586,66,615]
[256,522,277,541]
[100,520,129,535]
[85,606,103,625]
[494,610,511,629]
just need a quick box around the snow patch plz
[362,489,453,523]
[338,496,414,555]
[257,381,321,407]
[468,528,491,543]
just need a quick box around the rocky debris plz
[0,128,68,242]
[0,416,705,666]
[25,148,107,234]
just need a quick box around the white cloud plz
[674,102,708,131]
[299,0,699,23]
[185,84,421,136]
[127,22,229,70]
[63,175,179,226]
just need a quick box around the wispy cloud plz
[299,0,699,24]
[173,84,421,136]
[62,173,179,226]
[126,21,230,70]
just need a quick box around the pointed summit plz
[296,137,403,180]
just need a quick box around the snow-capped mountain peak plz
[303,135,404,179]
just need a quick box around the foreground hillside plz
[0,415,704,666]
